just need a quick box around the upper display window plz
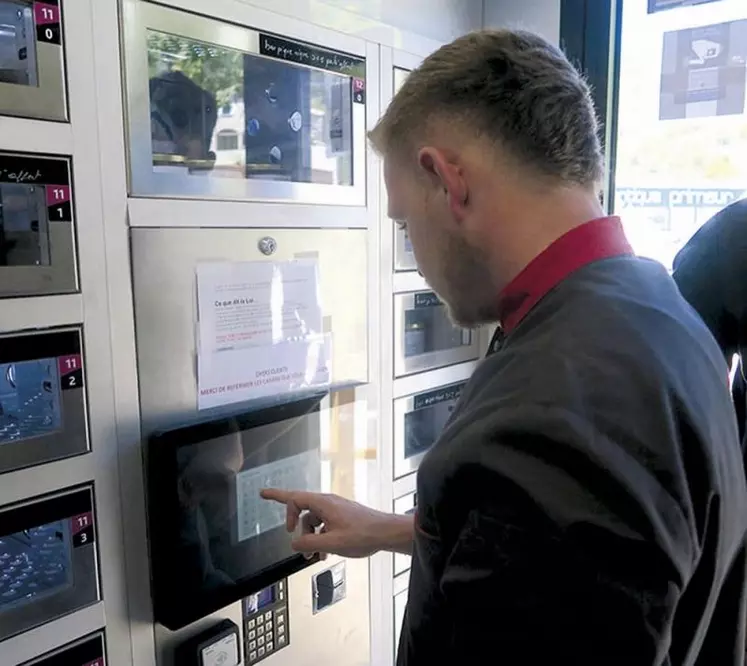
[123,2,367,206]
[0,0,67,121]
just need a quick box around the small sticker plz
[72,511,94,548]
[58,354,83,390]
[352,78,365,105]
[34,1,61,45]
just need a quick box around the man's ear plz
[417,146,469,221]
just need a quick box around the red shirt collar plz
[498,216,633,334]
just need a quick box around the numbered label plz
[34,2,62,45]
[71,511,94,548]
[58,353,84,390]
[46,184,72,222]
[353,78,366,105]
[83,660,104,666]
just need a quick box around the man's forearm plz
[375,513,414,555]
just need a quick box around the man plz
[262,29,747,664]
[672,197,747,456]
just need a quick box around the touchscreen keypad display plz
[146,30,360,187]
[0,1,37,87]
[0,328,88,475]
[0,486,99,643]
[23,631,106,666]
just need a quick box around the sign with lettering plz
[616,187,745,208]
[413,291,442,309]
[413,382,465,411]
[660,19,747,119]
[259,33,366,104]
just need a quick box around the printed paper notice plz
[196,259,330,410]
[196,259,323,352]
[197,335,331,410]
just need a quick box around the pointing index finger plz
[260,489,326,533]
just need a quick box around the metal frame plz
[393,290,478,378]
[0,151,79,298]
[0,0,68,122]
[121,0,368,208]
[392,378,466,479]
[392,489,416,577]
[0,2,130,664]
[0,326,90,475]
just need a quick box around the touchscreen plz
[0,356,63,444]
[0,1,38,87]
[173,406,321,593]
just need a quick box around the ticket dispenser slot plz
[312,560,346,613]
[0,327,88,475]
[0,485,99,643]
[23,631,106,666]
[123,1,367,206]
[243,580,289,663]
[146,393,326,630]
[393,291,478,378]
[393,493,416,577]
[0,0,67,121]
[0,151,78,298]
[393,380,464,479]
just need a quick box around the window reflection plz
[0,0,37,87]
[146,30,354,186]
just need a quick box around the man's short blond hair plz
[369,29,603,188]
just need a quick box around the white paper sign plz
[196,259,322,353]
[196,259,329,410]
[198,335,331,410]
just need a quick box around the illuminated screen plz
[0,519,72,612]
[0,357,63,444]
[0,1,38,87]
[162,394,323,598]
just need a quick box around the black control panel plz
[242,579,289,663]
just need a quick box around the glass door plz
[608,0,747,270]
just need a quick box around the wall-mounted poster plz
[648,0,722,14]
[660,19,747,120]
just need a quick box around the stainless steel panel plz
[122,1,367,207]
[0,0,67,121]
[393,380,463,479]
[393,291,478,378]
[22,630,106,666]
[130,227,367,435]
[0,485,100,643]
[0,327,89,475]
[0,152,78,297]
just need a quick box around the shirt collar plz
[498,216,633,335]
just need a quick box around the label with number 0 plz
[71,511,95,548]
[58,353,84,390]
[34,1,61,46]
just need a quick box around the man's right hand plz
[260,489,413,559]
